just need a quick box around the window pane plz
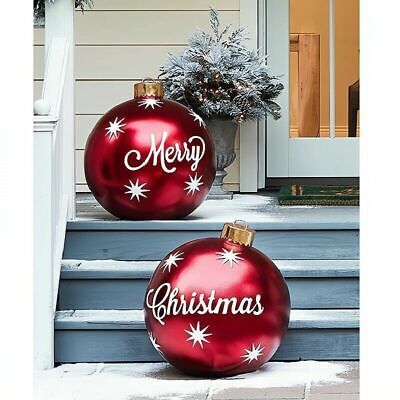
[335,0,360,137]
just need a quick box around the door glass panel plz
[335,0,360,137]
[289,0,329,137]
[289,0,360,138]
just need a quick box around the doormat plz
[278,185,359,206]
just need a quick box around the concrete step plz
[54,309,359,363]
[58,259,359,310]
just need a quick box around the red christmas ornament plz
[144,222,291,377]
[84,78,215,220]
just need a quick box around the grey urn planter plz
[205,118,239,200]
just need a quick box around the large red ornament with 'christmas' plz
[144,222,291,377]
[84,78,215,220]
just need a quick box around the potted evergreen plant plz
[160,8,283,199]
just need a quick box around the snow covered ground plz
[35,361,359,400]
[75,192,359,230]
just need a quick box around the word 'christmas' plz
[146,283,264,325]
[124,131,205,173]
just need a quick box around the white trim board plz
[265,0,290,178]
[257,0,267,188]
[239,0,260,192]
[288,138,359,177]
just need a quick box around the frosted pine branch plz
[159,8,284,123]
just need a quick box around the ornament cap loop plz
[134,78,164,98]
[221,221,255,246]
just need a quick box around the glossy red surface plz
[84,95,215,219]
[144,237,291,377]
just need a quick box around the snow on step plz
[73,193,359,230]
[35,361,358,400]
[289,309,359,328]
[61,259,360,279]
[61,259,155,278]
[55,309,144,329]
[55,309,359,330]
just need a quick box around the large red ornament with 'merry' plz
[84,79,215,220]
[144,222,291,377]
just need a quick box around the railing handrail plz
[34,37,69,122]
[43,37,69,117]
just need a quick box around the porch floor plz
[74,192,359,229]
[35,361,359,400]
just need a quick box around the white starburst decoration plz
[138,98,163,109]
[241,343,265,364]
[149,332,162,353]
[185,321,212,349]
[184,173,204,195]
[161,251,184,273]
[189,109,205,127]
[105,117,126,139]
[216,248,244,268]
[123,179,150,202]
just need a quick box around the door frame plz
[239,0,262,192]
[264,0,360,179]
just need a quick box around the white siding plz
[34,0,241,192]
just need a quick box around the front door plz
[265,0,359,178]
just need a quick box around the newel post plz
[45,0,76,218]
[33,121,56,371]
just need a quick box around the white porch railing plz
[33,0,75,370]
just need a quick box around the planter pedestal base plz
[206,170,233,200]
[206,118,238,200]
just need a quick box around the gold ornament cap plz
[134,77,164,98]
[220,220,255,247]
